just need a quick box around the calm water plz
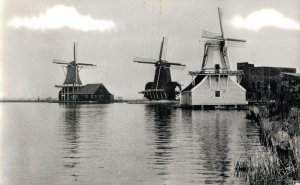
[0,103,263,185]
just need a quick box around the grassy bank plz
[235,105,300,184]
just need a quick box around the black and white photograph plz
[0,0,300,184]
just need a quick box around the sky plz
[0,0,300,99]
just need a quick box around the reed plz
[237,106,300,184]
[235,135,299,184]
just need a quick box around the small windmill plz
[53,43,96,102]
[133,37,186,100]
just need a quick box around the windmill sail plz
[133,57,157,64]
[225,39,247,48]
[159,37,168,61]
[74,42,77,62]
[77,63,96,66]
[218,7,224,37]
[53,60,70,65]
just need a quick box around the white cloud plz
[231,9,300,31]
[7,5,115,32]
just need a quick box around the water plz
[0,103,263,185]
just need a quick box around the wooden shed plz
[59,83,114,103]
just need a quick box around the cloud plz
[7,5,115,32]
[231,9,300,31]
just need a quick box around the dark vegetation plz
[236,85,300,184]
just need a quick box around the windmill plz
[53,43,96,102]
[133,37,186,100]
[181,8,248,108]
[200,7,246,73]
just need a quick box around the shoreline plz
[0,100,50,103]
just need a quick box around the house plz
[59,83,114,103]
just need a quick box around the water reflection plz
[60,104,82,181]
[198,112,230,184]
[145,104,174,177]
[59,104,111,184]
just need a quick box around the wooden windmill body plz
[134,37,186,100]
[181,8,248,109]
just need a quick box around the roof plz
[237,62,296,71]
[281,72,300,80]
[281,72,300,77]
[72,83,111,95]
[182,75,206,92]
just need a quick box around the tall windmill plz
[53,43,96,102]
[181,8,248,108]
[134,37,186,100]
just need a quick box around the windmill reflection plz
[61,104,81,180]
[198,111,230,184]
[145,104,174,177]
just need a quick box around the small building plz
[237,62,296,101]
[59,84,114,103]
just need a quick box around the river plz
[0,103,263,185]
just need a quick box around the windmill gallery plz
[53,8,298,108]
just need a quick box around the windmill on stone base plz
[134,37,186,100]
[53,43,96,102]
[181,8,248,109]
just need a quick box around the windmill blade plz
[159,61,186,70]
[202,30,221,39]
[159,37,168,61]
[218,7,224,37]
[225,38,247,48]
[162,62,186,66]
[133,57,157,64]
[226,38,246,43]
[78,65,96,69]
[73,42,78,62]
[77,63,96,66]
[53,59,70,65]
[134,61,157,65]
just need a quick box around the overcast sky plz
[0,0,299,99]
